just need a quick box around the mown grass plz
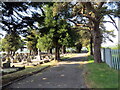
[2,60,58,85]
[84,55,118,88]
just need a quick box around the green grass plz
[84,56,118,88]
[2,60,58,85]
[87,55,94,63]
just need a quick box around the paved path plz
[4,53,88,89]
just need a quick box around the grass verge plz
[2,60,58,85]
[84,55,118,88]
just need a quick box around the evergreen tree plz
[2,33,22,56]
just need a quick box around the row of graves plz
[1,53,54,75]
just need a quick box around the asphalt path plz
[4,53,88,89]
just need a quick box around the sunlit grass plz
[84,55,118,88]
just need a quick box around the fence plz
[101,48,120,70]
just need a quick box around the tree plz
[1,2,46,34]
[37,4,78,60]
[2,33,22,56]
[36,34,53,51]
[73,20,115,56]
[25,29,38,55]
[0,38,2,52]
[1,2,54,54]
[67,2,119,63]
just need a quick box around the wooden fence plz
[101,48,120,70]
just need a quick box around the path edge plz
[2,65,51,89]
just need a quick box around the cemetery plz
[0,1,119,89]
[1,52,54,75]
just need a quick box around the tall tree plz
[37,4,78,60]
[25,29,38,55]
[68,2,119,63]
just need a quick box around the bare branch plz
[67,19,93,28]
[39,7,45,16]
[108,15,119,31]
[82,14,95,22]
[67,19,77,26]
[101,21,113,23]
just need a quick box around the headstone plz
[9,56,14,63]
[3,61,11,68]
[27,57,31,62]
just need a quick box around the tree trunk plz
[10,51,12,55]
[76,43,82,53]
[55,46,60,60]
[90,37,93,55]
[13,51,16,56]
[62,45,66,54]
[30,50,32,55]
[93,22,102,63]
[50,48,52,54]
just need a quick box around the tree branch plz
[97,2,105,9]
[108,15,119,31]
[81,2,96,13]
[101,21,113,23]
[67,19,93,28]
[39,7,45,16]
[82,14,95,22]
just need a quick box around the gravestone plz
[3,60,11,68]
[9,56,14,63]
[2,55,7,62]
[26,57,31,62]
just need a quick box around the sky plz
[101,17,119,47]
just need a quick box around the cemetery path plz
[5,53,88,88]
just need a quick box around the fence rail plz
[101,48,120,70]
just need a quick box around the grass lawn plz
[84,55,118,88]
[2,60,58,85]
